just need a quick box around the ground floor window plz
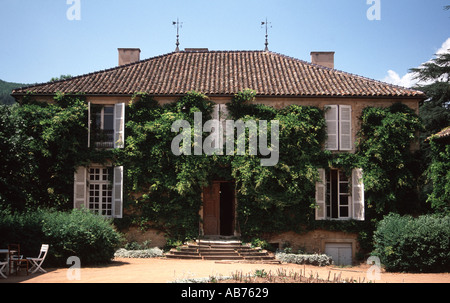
[326,169,350,219]
[88,167,113,216]
[315,168,364,221]
[73,165,123,218]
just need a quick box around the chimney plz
[310,51,335,69]
[118,48,141,66]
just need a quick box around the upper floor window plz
[325,105,352,151]
[88,103,125,149]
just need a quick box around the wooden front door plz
[203,182,220,235]
[202,181,235,236]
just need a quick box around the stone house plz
[12,48,425,264]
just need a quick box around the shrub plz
[276,252,332,267]
[42,208,123,266]
[0,208,46,257]
[427,136,450,213]
[0,208,123,266]
[373,213,450,272]
[114,247,163,258]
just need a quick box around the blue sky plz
[0,0,449,86]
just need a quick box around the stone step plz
[239,251,269,257]
[200,251,240,256]
[243,255,275,260]
[169,250,199,255]
[203,255,245,260]
[198,247,238,252]
[197,240,242,245]
[177,247,199,252]
[165,254,202,259]
[165,239,277,262]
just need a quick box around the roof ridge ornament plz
[172,18,183,52]
[261,18,272,51]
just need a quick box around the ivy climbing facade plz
[11,49,425,263]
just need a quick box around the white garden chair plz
[0,260,7,278]
[27,244,49,274]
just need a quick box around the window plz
[88,103,125,149]
[325,105,352,151]
[326,169,350,219]
[88,167,113,216]
[73,166,123,218]
[211,103,229,152]
[91,105,114,148]
[315,168,364,221]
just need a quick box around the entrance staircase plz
[165,238,278,262]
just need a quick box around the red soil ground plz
[1,257,449,283]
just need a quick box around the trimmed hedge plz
[373,213,450,273]
[0,208,123,266]
[114,248,164,258]
[275,252,332,267]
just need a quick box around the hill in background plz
[0,79,29,105]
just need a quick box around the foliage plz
[356,103,423,217]
[0,105,34,207]
[426,134,450,213]
[231,100,327,237]
[0,79,28,105]
[114,247,163,258]
[373,213,450,273]
[0,208,123,266]
[0,207,46,257]
[0,89,425,253]
[0,93,89,210]
[118,91,329,240]
[120,92,215,241]
[49,74,73,82]
[275,252,333,267]
[410,49,450,140]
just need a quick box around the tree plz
[0,105,34,208]
[0,94,88,211]
[410,47,450,212]
[410,49,450,140]
[50,75,73,82]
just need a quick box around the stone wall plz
[263,230,360,260]
[122,226,167,248]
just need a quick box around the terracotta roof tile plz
[12,50,425,98]
[428,126,450,141]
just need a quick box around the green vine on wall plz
[116,91,423,246]
[1,90,423,250]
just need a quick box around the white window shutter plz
[315,168,327,220]
[87,102,91,148]
[113,166,124,218]
[220,104,229,145]
[73,167,87,210]
[339,105,352,151]
[325,105,338,151]
[211,104,221,151]
[114,103,125,149]
[352,168,365,221]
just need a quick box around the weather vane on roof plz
[261,18,272,51]
[172,18,183,52]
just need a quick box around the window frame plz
[88,102,125,149]
[88,166,113,217]
[326,169,351,220]
[324,105,352,151]
[73,165,124,219]
[315,168,364,221]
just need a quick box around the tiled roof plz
[428,126,450,141]
[12,50,425,98]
